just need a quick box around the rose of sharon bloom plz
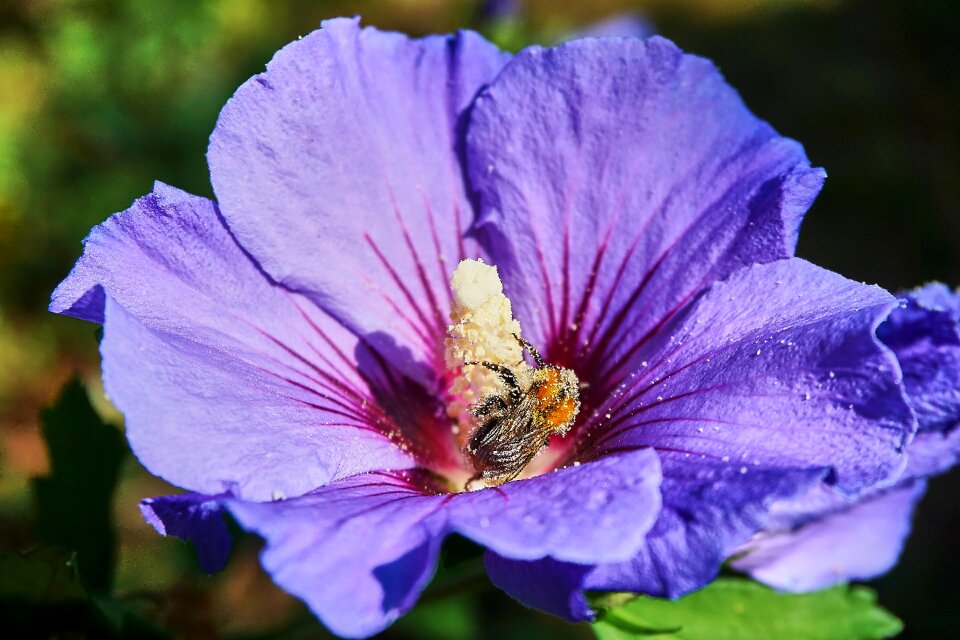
[732,284,960,590]
[52,18,916,638]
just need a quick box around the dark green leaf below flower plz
[31,378,126,593]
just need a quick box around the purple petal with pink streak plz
[52,184,416,500]
[467,35,824,389]
[208,18,509,379]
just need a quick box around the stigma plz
[444,259,532,431]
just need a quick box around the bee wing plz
[508,391,553,447]
[471,391,550,473]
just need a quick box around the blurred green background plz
[1,0,957,638]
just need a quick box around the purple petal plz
[732,284,960,591]
[879,283,960,434]
[448,448,662,564]
[208,18,509,377]
[51,184,413,500]
[578,259,912,495]
[467,35,824,380]
[756,482,854,533]
[584,464,825,598]
[227,449,660,637]
[904,428,960,478]
[487,463,825,619]
[485,555,594,622]
[733,429,959,591]
[731,481,926,591]
[140,493,232,573]
[898,282,960,316]
[228,475,445,639]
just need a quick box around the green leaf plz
[0,547,101,637]
[0,547,86,603]
[0,547,166,639]
[393,593,481,640]
[592,579,903,640]
[32,378,126,593]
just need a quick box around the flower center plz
[444,259,581,489]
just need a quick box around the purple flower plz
[732,284,960,590]
[51,18,915,638]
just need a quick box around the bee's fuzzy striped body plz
[465,336,580,488]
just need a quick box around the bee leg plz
[512,333,546,368]
[498,464,528,485]
[472,394,507,418]
[464,472,486,491]
[465,361,522,402]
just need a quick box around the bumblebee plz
[464,335,581,488]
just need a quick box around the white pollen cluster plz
[444,259,531,432]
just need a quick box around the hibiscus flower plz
[51,18,914,638]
